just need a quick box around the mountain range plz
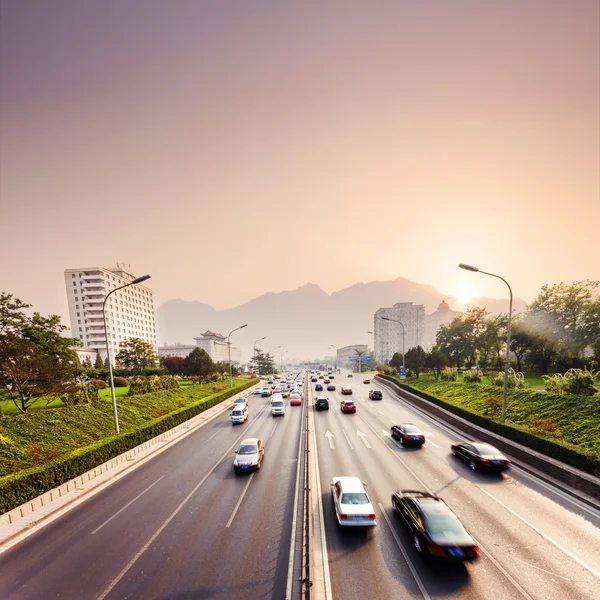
[155,277,527,361]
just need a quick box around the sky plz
[1,0,599,325]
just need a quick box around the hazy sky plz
[1,0,598,323]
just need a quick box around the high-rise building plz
[193,330,242,364]
[335,344,370,367]
[374,302,426,364]
[64,266,156,361]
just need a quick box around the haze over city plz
[1,0,598,324]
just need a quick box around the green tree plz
[183,347,216,378]
[249,350,275,375]
[389,352,404,370]
[425,349,449,379]
[436,317,466,367]
[160,355,186,376]
[0,292,80,413]
[82,355,93,368]
[115,338,158,373]
[509,316,533,373]
[94,353,104,369]
[404,346,427,377]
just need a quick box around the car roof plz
[316,396,329,401]
[333,476,366,492]
[240,438,261,446]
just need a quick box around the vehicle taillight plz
[470,546,480,556]
[339,513,348,519]
[368,513,376,520]
[428,545,446,557]
[480,458,489,463]
[404,435,411,439]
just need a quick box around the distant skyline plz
[1,0,598,323]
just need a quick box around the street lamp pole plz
[228,324,248,387]
[381,316,405,369]
[253,336,267,375]
[367,331,375,363]
[459,263,513,423]
[268,345,281,375]
[281,350,288,371]
[102,274,151,434]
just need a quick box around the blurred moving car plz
[261,388,272,397]
[451,442,511,472]
[233,396,248,406]
[315,396,329,410]
[253,387,263,395]
[341,387,353,395]
[271,396,286,416]
[391,424,425,446]
[290,392,302,405]
[363,378,371,384]
[347,374,353,377]
[368,390,382,400]
[311,377,318,382]
[281,389,290,398]
[327,384,336,391]
[324,379,331,384]
[315,383,323,391]
[340,400,356,413]
[392,490,479,561]
[331,477,376,527]
[233,438,264,473]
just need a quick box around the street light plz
[253,336,267,374]
[380,316,405,370]
[281,350,288,372]
[367,331,375,362]
[228,324,248,387]
[459,263,513,423]
[102,274,151,434]
[268,345,281,375]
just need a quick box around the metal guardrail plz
[302,375,312,598]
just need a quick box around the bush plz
[60,383,99,406]
[440,367,457,382]
[91,380,107,390]
[494,371,524,388]
[128,375,179,396]
[112,377,129,388]
[463,369,483,384]
[563,369,598,396]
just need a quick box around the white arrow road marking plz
[342,429,354,450]
[382,429,391,437]
[356,430,372,448]
[325,430,335,449]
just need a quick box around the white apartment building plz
[336,344,370,367]
[423,300,460,351]
[158,345,196,359]
[64,266,157,361]
[193,330,242,364]
[374,302,426,365]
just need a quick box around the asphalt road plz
[0,383,306,600]
[310,372,600,600]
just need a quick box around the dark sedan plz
[392,490,479,562]
[315,383,323,391]
[327,384,336,391]
[390,424,425,447]
[451,442,511,472]
[315,396,329,411]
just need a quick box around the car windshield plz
[238,444,257,455]
[341,493,370,505]
[425,515,466,537]
[473,444,500,455]
[272,401,283,407]
[344,402,354,406]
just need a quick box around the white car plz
[233,438,264,473]
[331,477,377,527]
[230,404,248,424]
[253,387,263,395]
[271,395,286,416]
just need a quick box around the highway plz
[310,372,600,600]
[0,385,306,600]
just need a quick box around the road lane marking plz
[425,437,440,449]
[342,429,354,450]
[269,423,278,438]
[325,430,335,449]
[356,430,372,448]
[91,476,165,535]
[477,486,600,580]
[512,556,572,581]
[226,473,255,528]
[377,503,431,600]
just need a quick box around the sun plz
[455,284,474,304]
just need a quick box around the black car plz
[315,396,329,411]
[315,384,323,391]
[391,424,425,447]
[329,375,335,380]
[369,390,382,400]
[327,384,336,391]
[392,490,479,561]
[451,442,511,472]
[311,377,318,382]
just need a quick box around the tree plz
[404,346,427,377]
[425,349,449,379]
[115,338,158,373]
[509,316,533,373]
[389,352,404,370]
[0,292,80,412]
[436,318,466,368]
[160,355,186,376]
[183,347,215,378]
[215,361,239,377]
[94,353,104,369]
[249,350,276,375]
[104,357,110,369]
[82,355,93,368]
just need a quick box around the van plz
[231,404,248,425]
[271,394,286,417]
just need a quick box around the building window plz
[77,312,80,317]
[79,327,82,332]
[73,282,76,286]
[78,320,81,324]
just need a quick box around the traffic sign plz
[399,366,406,379]
[349,356,359,362]
[362,356,371,362]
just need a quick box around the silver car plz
[233,438,265,473]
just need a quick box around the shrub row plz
[377,374,600,476]
[0,379,257,514]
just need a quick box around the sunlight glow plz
[455,284,474,304]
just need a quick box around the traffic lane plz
[312,401,525,600]
[104,397,305,600]
[355,381,600,572]
[353,404,600,600]
[0,395,279,599]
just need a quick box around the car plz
[311,377,318,382]
[347,373,353,378]
[281,389,290,398]
[340,400,356,413]
[315,383,323,391]
[341,387,353,395]
[329,375,335,380]
[232,396,248,406]
[290,392,302,405]
[315,396,329,410]
[392,490,479,561]
[331,477,376,527]
[369,390,383,400]
[324,378,331,384]
[391,424,425,446]
[273,387,282,395]
[327,384,336,391]
[271,396,286,416]
[451,442,511,472]
[230,404,249,424]
[363,378,371,384]
[319,375,325,379]
[253,387,263,395]
[233,438,265,473]
[261,388,272,397]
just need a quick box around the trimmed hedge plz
[378,374,600,476]
[0,379,257,514]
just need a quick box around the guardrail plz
[302,376,312,598]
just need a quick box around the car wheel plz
[399,437,404,447]
[413,535,423,553]
[469,460,477,471]
[452,447,457,456]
